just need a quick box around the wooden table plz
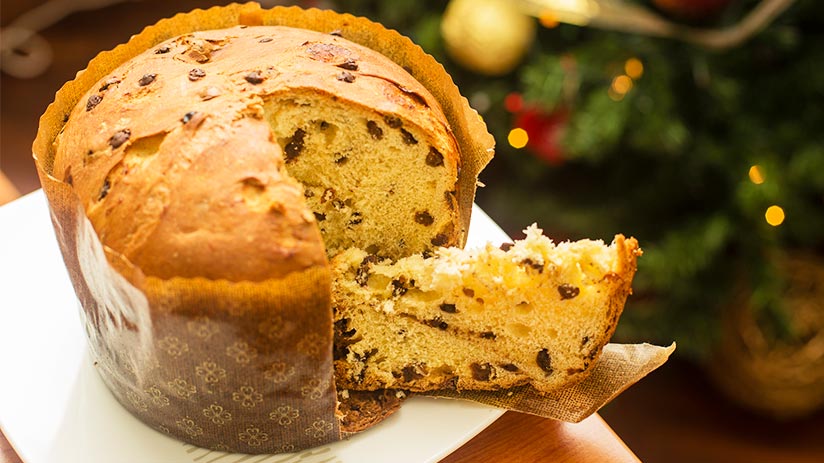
[1,410,638,463]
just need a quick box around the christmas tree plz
[335,0,824,373]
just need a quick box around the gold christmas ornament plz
[441,0,536,75]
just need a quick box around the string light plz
[748,165,765,184]
[611,75,633,94]
[624,58,644,79]
[608,74,633,101]
[504,92,524,113]
[508,128,529,148]
[765,205,785,226]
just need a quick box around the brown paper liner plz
[32,2,670,455]
[428,343,676,422]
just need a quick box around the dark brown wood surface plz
[2,2,824,463]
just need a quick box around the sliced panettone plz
[332,225,641,394]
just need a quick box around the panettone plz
[34,4,643,455]
[332,225,640,393]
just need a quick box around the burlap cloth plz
[32,2,673,455]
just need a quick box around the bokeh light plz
[539,11,559,28]
[748,165,765,184]
[508,128,529,148]
[765,205,785,226]
[625,58,644,79]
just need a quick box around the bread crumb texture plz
[332,225,641,394]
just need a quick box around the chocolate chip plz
[470,363,494,381]
[499,242,514,251]
[462,288,475,297]
[439,303,457,314]
[424,317,449,330]
[586,347,598,361]
[314,212,326,222]
[401,364,426,382]
[245,71,265,84]
[383,115,402,128]
[400,128,418,145]
[356,255,379,286]
[259,37,273,43]
[98,178,111,200]
[155,45,170,54]
[108,129,131,149]
[479,331,496,340]
[500,363,520,372]
[391,278,408,297]
[334,318,357,338]
[181,111,197,123]
[521,258,544,273]
[284,128,306,160]
[329,29,343,37]
[338,58,359,71]
[138,73,156,86]
[558,284,580,300]
[348,212,362,225]
[336,71,355,83]
[431,233,449,246]
[188,68,206,81]
[333,318,361,359]
[581,335,590,347]
[415,211,434,226]
[426,147,444,167]
[537,349,553,375]
[367,120,383,140]
[86,94,103,111]
[355,348,378,363]
[444,190,456,205]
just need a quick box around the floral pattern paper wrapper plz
[32,2,671,455]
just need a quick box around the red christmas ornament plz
[514,107,569,165]
[652,0,733,20]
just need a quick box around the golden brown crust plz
[54,25,461,281]
[571,235,641,384]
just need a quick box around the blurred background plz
[2,0,824,461]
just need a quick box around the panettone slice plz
[332,225,641,394]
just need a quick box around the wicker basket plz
[709,252,824,419]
